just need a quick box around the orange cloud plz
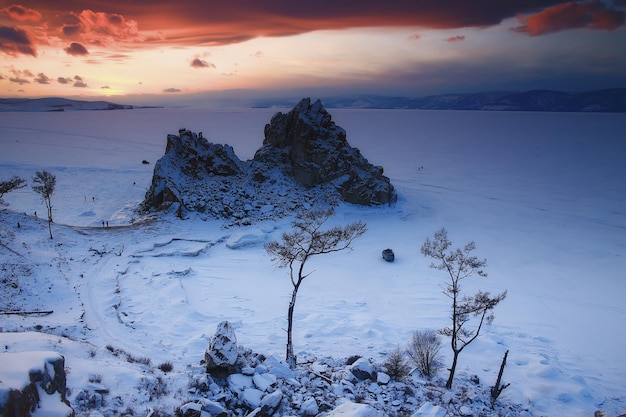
[1,4,42,22]
[59,9,140,46]
[0,25,36,56]
[515,1,625,35]
[3,0,573,50]
[446,35,465,42]
[3,1,623,57]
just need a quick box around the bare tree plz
[264,208,366,368]
[0,176,26,205]
[32,171,56,239]
[421,228,506,389]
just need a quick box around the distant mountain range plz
[255,88,626,112]
[0,97,135,112]
[2,88,625,112]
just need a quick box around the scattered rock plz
[192,324,525,417]
[201,399,227,417]
[205,321,239,373]
[382,248,395,262]
[411,402,447,417]
[377,372,391,385]
[326,401,387,417]
[300,397,319,416]
[350,357,376,381]
[259,390,283,413]
[0,351,74,417]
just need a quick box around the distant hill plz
[0,97,134,112]
[254,88,626,113]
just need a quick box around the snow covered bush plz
[383,345,411,381]
[406,330,443,378]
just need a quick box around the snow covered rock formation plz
[141,98,396,221]
[259,98,396,205]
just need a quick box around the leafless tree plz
[421,228,506,389]
[264,208,366,368]
[32,171,56,239]
[0,176,26,205]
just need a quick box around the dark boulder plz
[0,352,74,417]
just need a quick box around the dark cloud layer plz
[0,25,36,56]
[3,0,624,53]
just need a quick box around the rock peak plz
[259,97,396,205]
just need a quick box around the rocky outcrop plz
[0,351,74,417]
[205,321,239,373]
[141,98,396,222]
[142,129,244,215]
[258,98,396,206]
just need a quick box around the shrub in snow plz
[383,345,411,381]
[158,361,174,373]
[406,330,443,379]
[0,176,26,205]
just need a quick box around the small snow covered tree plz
[421,228,506,389]
[264,208,366,368]
[383,345,411,381]
[32,170,56,239]
[0,176,26,205]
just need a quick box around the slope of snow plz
[1,108,625,416]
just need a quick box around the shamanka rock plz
[141,98,396,222]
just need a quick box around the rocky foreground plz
[141,98,396,223]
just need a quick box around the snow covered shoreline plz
[1,108,625,416]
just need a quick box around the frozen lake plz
[1,107,625,416]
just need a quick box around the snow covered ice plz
[1,107,625,416]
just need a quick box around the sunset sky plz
[1,0,625,104]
